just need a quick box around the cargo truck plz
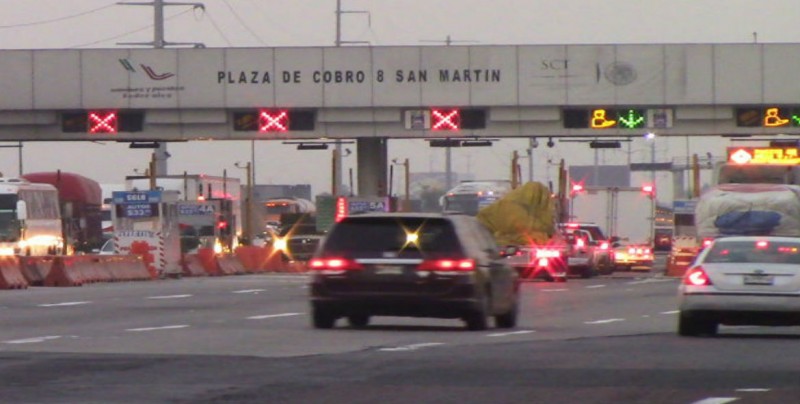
[22,171,103,254]
[569,185,657,271]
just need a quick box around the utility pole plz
[420,35,478,191]
[334,0,370,196]
[117,1,206,177]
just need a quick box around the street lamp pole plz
[403,158,410,211]
[235,162,252,244]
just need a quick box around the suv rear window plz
[323,217,462,255]
[560,224,606,241]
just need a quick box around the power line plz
[220,0,267,45]
[203,10,233,46]
[0,2,118,29]
[67,9,194,48]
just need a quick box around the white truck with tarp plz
[477,181,571,282]
[695,183,800,242]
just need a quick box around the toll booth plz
[111,190,181,277]
[177,199,236,253]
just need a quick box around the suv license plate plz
[374,265,404,275]
[743,275,774,285]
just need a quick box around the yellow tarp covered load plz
[476,181,556,246]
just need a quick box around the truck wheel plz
[311,306,337,329]
[494,297,518,329]
[581,267,594,278]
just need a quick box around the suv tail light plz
[684,266,713,286]
[417,258,475,272]
[599,241,609,250]
[309,257,364,271]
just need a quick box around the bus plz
[440,180,513,215]
[260,197,316,229]
[0,178,64,256]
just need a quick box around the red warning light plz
[570,182,584,196]
[641,184,655,197]
[259,109,289,133]
[88,111,118,134]
[335,197,348,222]
[431,109,460,131]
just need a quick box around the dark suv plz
[308,212,520,330]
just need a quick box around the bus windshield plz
[0,194,20,242]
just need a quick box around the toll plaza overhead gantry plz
[3,44,800,196]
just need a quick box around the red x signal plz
[432,109,460,131]
[88,111,118,134]
[259,110,289,132]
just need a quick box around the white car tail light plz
[684,266,713,286]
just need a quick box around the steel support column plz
[356,138,388,197]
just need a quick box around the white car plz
[677,236,800,337]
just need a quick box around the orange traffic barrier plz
[286,260,309,273]
[130,241,157,278]
[196,248,221,276]
[234,246,289,272]
[0,255,28,289]
[217,254,246,275]
[44,256,84,287]
[18,256,56,286]
[234,246,262,273]
[103,254,152,281]
[181,254,208,277]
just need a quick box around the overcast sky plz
[2,0,799,201]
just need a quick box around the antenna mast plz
[116,1,206,176]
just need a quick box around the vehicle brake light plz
[684,266,713,286]
[575,238,585,248]
[755,240,769,249]
[418,258,475,271]
[702,238,714,248]
[309,257,363,271]
[537,258,549,267]
[599,241,609,250]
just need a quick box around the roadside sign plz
[672,199,697,214]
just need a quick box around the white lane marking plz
[585,284,606,289]
[542,288,568,292]
[735,388,770,392]
[487,330,535,337]
[3,336,61,344]
[691,398,739,404]
[247,312,302,320]
[661,310,679,315]
[126,325,189,332]
[379,342,444,352]
[233,289,265,294]
[584,318,625,325]
[38,301,91,307]
[146,294,192,300]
